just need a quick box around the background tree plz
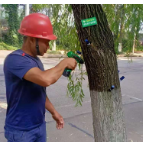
[2,4,19,46]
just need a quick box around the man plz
[4,13,77,142]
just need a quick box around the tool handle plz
[63,68,72,77]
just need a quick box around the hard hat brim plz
[18,29,57,40]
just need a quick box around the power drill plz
[63,51,84,77]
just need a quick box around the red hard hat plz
[18,13,57,40]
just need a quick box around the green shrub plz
[0,42,18,50]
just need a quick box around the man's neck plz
[21,46,37,58]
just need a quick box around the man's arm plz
[45,96,57,115]
[24,62,65,87]
[45,96,64,129]
[23,58,77,87]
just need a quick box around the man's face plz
[38,38,50,56]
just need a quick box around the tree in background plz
[2,4,19,46]
[32,4,80,52]
[1,4,143,53]
[103,4,143,54]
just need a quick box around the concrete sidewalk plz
[117,52,143,57]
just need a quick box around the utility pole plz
[25,4,29,16]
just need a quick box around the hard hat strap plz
[36,38,40,55]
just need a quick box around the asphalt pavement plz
[0,56,143,142]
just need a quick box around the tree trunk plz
[71,4,126,142]
[130,7,137,54]
[132,28,136,54]
[118,43,122,52]
[52,41,56,51]
[133,10,140,54]
[118,4,125,52]
[114,5,121,45]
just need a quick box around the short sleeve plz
[5,54,38,80]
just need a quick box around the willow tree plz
[2,4,19,46]
[103,4,125,52]
[125,4,143,53]
[103,4,143,54]
[71,4,126,142]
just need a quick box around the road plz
[0,56,143,142]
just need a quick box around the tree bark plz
[132,27,136,54]
[118,4,125,52]
[52,41,56,51]
[132,9,140,54]
[130,7,137,54]
[71,4,126,142]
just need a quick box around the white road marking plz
[55,94,143,109]
[124,94,143,101]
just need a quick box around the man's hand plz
[45,96,64,129]
[52,111,64,130]
[64,58,77,70]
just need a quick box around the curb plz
[117,54,143,57]
[41,54,67,58]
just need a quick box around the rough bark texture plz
[90,89,126,141]
[71,4,126,141]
